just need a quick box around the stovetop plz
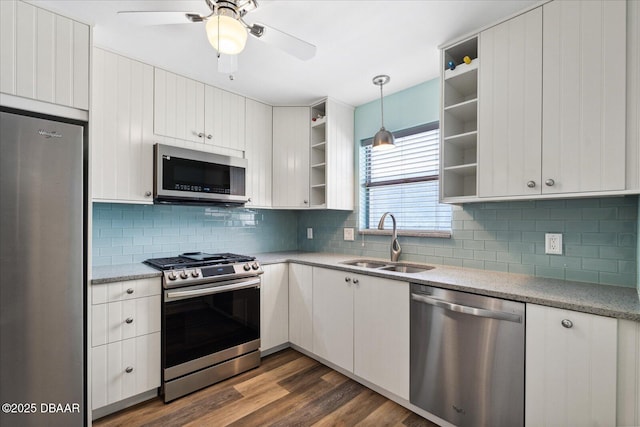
[144,252,256,271]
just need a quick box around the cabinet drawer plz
[92,278,161,304]
[92,295,161,347]
[91,332,161,410]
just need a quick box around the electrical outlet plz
[307,228,313,239]
[545,233,562,255]
[343,228,355,241]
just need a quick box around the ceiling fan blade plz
[251,23,316,61]
[117,11,203,26]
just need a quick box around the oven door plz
[163,277,260,382]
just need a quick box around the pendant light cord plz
[380,84,385,128]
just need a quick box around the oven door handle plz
[165,278,261,301]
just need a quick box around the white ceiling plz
[29,0,538,107]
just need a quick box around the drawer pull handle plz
[126,288,134,294]
[561,319,573,328]
[125,317,134,324]
[125,366,134,373]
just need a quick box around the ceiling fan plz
[117,0,317,61]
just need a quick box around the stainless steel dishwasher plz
[410,283,525,427]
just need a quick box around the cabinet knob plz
[125,317,134,324]
[304,200,308,204]
[353,278,359,285]
[561,319,573,329]
[345,277,351,283]
[206,134,213,140]
[125,366,134,373]
[248,197,252,202]
[126,288,134,294]
[197,132,204,138]
[527,181,536,188]
[144,191,152,197]
[545,179,555,187]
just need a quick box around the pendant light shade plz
[206,14,248,55]
[372,75,395,151]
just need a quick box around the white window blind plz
[360,123,452,231]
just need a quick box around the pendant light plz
[372,75,395,151]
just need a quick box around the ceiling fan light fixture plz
[205,14,248,55]
[372,75,395,151]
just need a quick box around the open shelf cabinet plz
[310,100,327,207]
[441,36,479,200]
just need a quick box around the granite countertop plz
[92,251,640,321]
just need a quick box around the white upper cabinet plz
[92,49,154,203]
[153,68,245,152]
[541,0,626,194]
[628,0,640,191]
[0,0,89,110]
[272,106,311,208]
[477,7,542,197]
[245,99,273,208]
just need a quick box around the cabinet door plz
[154,68,204,143]
[542,0,626,194]
[245,99,273,207]
[260,264,289,352]
[272,106,310,208]
[478,7,542,197]
[525,304,617,427]
[354,275,409,399]
[1,0,89,109]
[325,99,355,210]
[92,49,155,203]
[312,267,353,372]
[204,85,246,151]
[91,332,161,409]
[618,319,640,426]
[288,263,313,351]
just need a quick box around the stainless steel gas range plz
[144,252,263,402]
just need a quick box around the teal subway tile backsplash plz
[92,203,298,266]
[297,196,638,287]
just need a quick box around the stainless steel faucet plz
[377,212,401,262]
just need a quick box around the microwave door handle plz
[410,293,522,323]
[166,278,261,301]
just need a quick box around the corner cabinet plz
[440,37,479,201]
[0,0,89,110]
[245,99,273,208]
[272,106,311,208]
[91,48,155,203]
[525,304,617,427]
[273,99,354,210]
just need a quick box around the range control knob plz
[180,270,189,279]
[243,263,251,271]
[251,262,260,270]
[191,270,200,278]
[167,272,177,281]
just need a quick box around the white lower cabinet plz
[260,264,289,352]
[525,304,617,427]
[312,267,410,399]
[91,278,161,411]
[617,319,640,426]
[288,263,313,352]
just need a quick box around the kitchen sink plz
[378,264,434,274]
[340,259,390,269]
[340,260,433,274]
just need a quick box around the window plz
[360,122,451,233]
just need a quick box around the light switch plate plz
[307,228,313,239]
[545,233,562,255]
[343,228,355,241]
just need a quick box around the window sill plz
[359,229,452,239]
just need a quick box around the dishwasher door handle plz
[411,293,522,323]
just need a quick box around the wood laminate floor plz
[93,348,439,427]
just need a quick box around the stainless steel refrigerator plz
[0,109,86,426]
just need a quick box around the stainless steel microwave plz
[153,143,248,205]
